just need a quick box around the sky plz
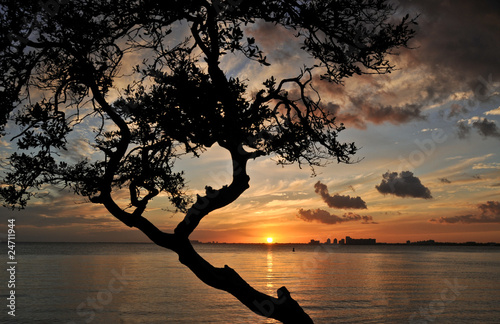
[1,0,500,244]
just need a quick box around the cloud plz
[400,0,500,90]
[321,97,427,130]
[297,208,376,224]
[0,139,11,149]
[59,137,95,161]
[485,107,500,115]
[457,117,500,139]
[314,181,367,209]
[246,21,301,63]
[375,171,432,199]
[421,128,439,133]
[479,201,500,215]
[0,186,116,228]
[439,178,451,184]
[473,163,500,170]
[472,118,500,139]
[24,214,113,227]
[457,120,472,139]
[447,104,469,119]
[246,1,500,131]
[349,96,426,126]
[323,0,500,130]
[430,201,500,224]
[235,1,500,133]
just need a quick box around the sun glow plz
[267,237,273,243]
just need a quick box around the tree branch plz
[174,143,251,238]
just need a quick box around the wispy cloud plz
[430,201,500,224]
[473,163,500,170]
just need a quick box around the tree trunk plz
[174,237,314,323]
[100,144,314,323]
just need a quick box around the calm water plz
[1,243,500,323]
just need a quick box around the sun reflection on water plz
[266,246,273,289]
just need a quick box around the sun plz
[267,237,273,243]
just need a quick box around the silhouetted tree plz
[0,1,416,322]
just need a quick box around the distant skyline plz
[1,0,500,243]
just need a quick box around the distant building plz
[345,236,376,245]
[326,238,331,244]
[308,239,320,245]
[406,240,411,245]
[333,238,338,244]
[339,238,345,245]
[413,240,435,245]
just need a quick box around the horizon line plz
[7,240,500,245]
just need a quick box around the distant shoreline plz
[6,241,500,246]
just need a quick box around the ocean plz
[1,243,500,323]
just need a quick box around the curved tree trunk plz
[174,237,314,323]
[99,143,314,323]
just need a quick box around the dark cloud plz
[365,103,426,125]
[430,201,500,224]
[376,171,432,199]
[457,118,500,140]
[314,181,367,209]
[349,96,426,127]
[330,110,368,130]
[447,104,469,119]
[321,97,427,130]
[472,118,500,139]
[331,0,500,129]
[401,0,500,82]
[479,201,500,215]
[457,121,471,139]
[439,178,451,184]
[297,208,376,224]
[249,1,500,131]
[247,1,500,132]
[409,0,500,122]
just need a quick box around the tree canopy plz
[0,0,416,322]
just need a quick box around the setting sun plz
[267,237,273,243]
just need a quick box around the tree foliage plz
[0,0,416,322]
